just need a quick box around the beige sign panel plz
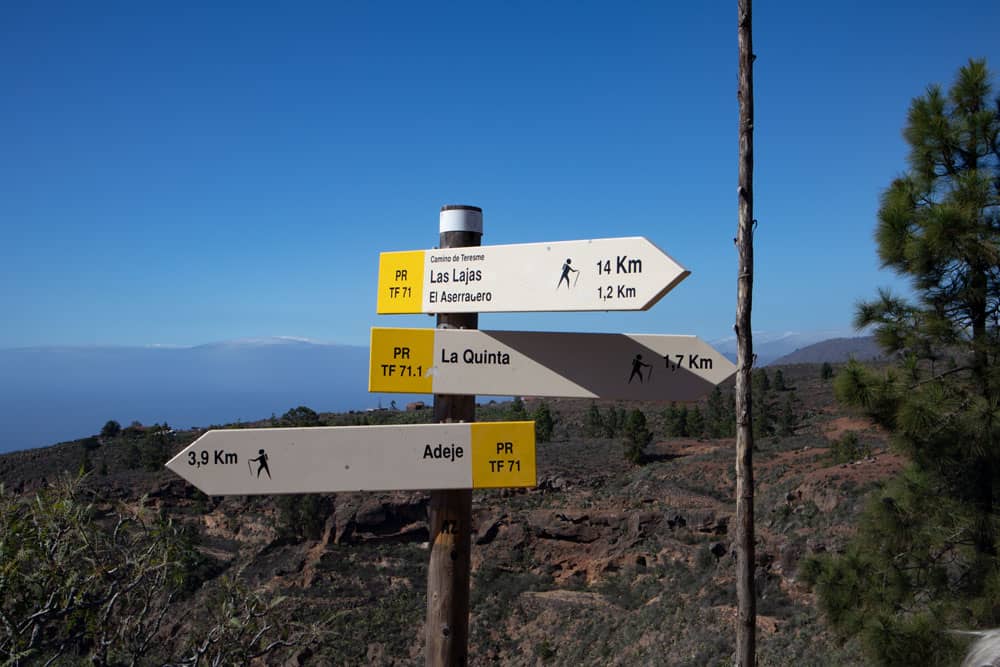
[165,422,536,496]
[376,237,689,314]
[370,328,736,401]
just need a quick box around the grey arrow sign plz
[369,328,736,401]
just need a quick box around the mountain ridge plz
[770,336,886,365]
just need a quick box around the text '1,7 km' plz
[369,328,737,402]
[165,422,536,496]
[376,236,689,314]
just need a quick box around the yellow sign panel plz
[376,250,424,314]
[368,328,434,393]
[470,421,536,488]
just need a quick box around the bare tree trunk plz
[735,1,756,665]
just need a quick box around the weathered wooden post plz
[426,204,481,666]
[735,0,757,664]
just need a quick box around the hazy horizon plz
[0,330,865,454]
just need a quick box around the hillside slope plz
[770,336,885,366]
[0,363,902,665]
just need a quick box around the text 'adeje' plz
[423,443,463,462]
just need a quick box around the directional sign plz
[165,422,536,496]
[376,237,689,314]
[369,328,736,401]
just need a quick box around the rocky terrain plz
[0,362,898,665]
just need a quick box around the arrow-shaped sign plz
[376,237,689,314]
[165,422,536,496]
[369,328,736,401]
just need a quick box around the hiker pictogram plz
[628,354,652,384]
[248,449,271,479]
[557,258,579,289]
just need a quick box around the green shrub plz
[830,431,869,463]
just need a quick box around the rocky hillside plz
[0,363,899,665]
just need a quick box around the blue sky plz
[3,1,999,349]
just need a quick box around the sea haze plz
[0,338,416,454]
[0,332,871,454]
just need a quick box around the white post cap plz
[440,205,483,234]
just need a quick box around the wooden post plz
[425,205,482,667]
[735,1,757,665]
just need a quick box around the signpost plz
[370,327,735,401]
[162,203,724,667]
[165,422,536,496]
[425,204,481,666]
[376,236,689,314]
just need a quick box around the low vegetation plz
[0,476,319,665]
[0,361,877,665]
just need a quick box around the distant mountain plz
[770,336,887,365]
[712,330,858,366]
[0,338,414,454]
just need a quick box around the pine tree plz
[687,405,706,438]
[776,394,799,437]
[533,401,555,442]
[663,403,679,437]
[509,396,526,419]
[680,405,691,437]
[756,368,770,392]
[667,405,690,437]
[773,369,786,391]
[602,405,621,438]
[856,58,1000,553]
[807,59,1000,665]
[705,387,737,438]
[585,403,603,437]
[622,409,652,464]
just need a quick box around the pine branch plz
[910,365,973,387]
